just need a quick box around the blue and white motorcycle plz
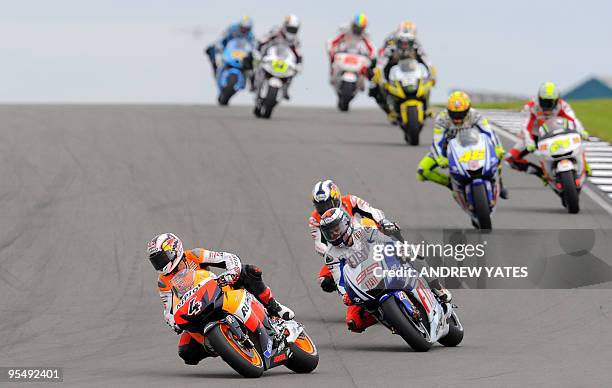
[215,38,253,106]
[342,230,464,352]
[447,127,501,229]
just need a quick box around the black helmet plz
[312,179,342,215]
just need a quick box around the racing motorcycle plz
[253,42,298,119]
[534,118,587,214]
[342,229,464,352]
[330,45,372,111]
[171,268,318,378]
[215,38,253,106]
[384,59,433,145]
[447,127,501,229]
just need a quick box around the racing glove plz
[435,155,449,168]
[217,271,238,287]
[580,130,590,140]
[318,276,337,293]
[164,312,183,334]
[526,142,536,153]
[495,144,506,159]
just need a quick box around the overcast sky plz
[1,0,610,105]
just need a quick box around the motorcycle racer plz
[257,15,303,100]
[417,91,509,199]
[205,16,256,75]
[147,232,294,365]
[327,13,376,73]
[371,21,436,122]
[308,180,400,294]
[319,208,452,333]
[505,82,591,180]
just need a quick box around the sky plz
[0,0,610,105]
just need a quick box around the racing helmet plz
[238,16,253,34]
[282,14,300,43]
[320,208,353,247]
[147,233,184,275]
[394,20,416,57]
[537,82,560,114]
[447,91,472,125]
[312,179,342,215]
[395,21,417,57]
[351,13,368,36]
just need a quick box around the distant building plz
[564,76,612,100]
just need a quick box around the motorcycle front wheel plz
[472,184,492,230]
[559,170,580,214]
[218,74,238,106]
[207,323,264,378]
[337,81,356,111]
[380,297,431,352]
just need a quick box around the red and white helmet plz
[282,14,300,43]
[147,233,184,275]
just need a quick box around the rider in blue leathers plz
[205,16,256,75]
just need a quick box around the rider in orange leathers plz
[147,233,294,365]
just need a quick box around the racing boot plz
[585,161,592,177]
[499,176,509,200]
[432,287,453,303]
[387,110,398,125]
[266,298,295,321]
[282,85,290,100]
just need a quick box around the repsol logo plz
[176,283,203,310]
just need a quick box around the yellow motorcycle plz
[383,59,433,145]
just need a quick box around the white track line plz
[489,118,612,216]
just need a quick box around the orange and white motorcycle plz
[171,268,318,378]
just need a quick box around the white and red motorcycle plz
[534,118,587,214]
[329,42,372,112]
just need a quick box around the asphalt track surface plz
[1,105,612,387]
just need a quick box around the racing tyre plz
[284,332,319,373]
[472,184,492,230]
[260,87,279,119]
[218,74,238,106]
[381,297,431,352]
[559,170,580,214]
[207,323,264,378]
[401,106,421,145]
[438,311,464,347]
[337,81,356,112]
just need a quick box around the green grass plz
[473,99,612,142]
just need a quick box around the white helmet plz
[282,14,300,42]
[147,233,184,275]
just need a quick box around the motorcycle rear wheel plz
[438,311,464,347]
[284,331,319,373]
